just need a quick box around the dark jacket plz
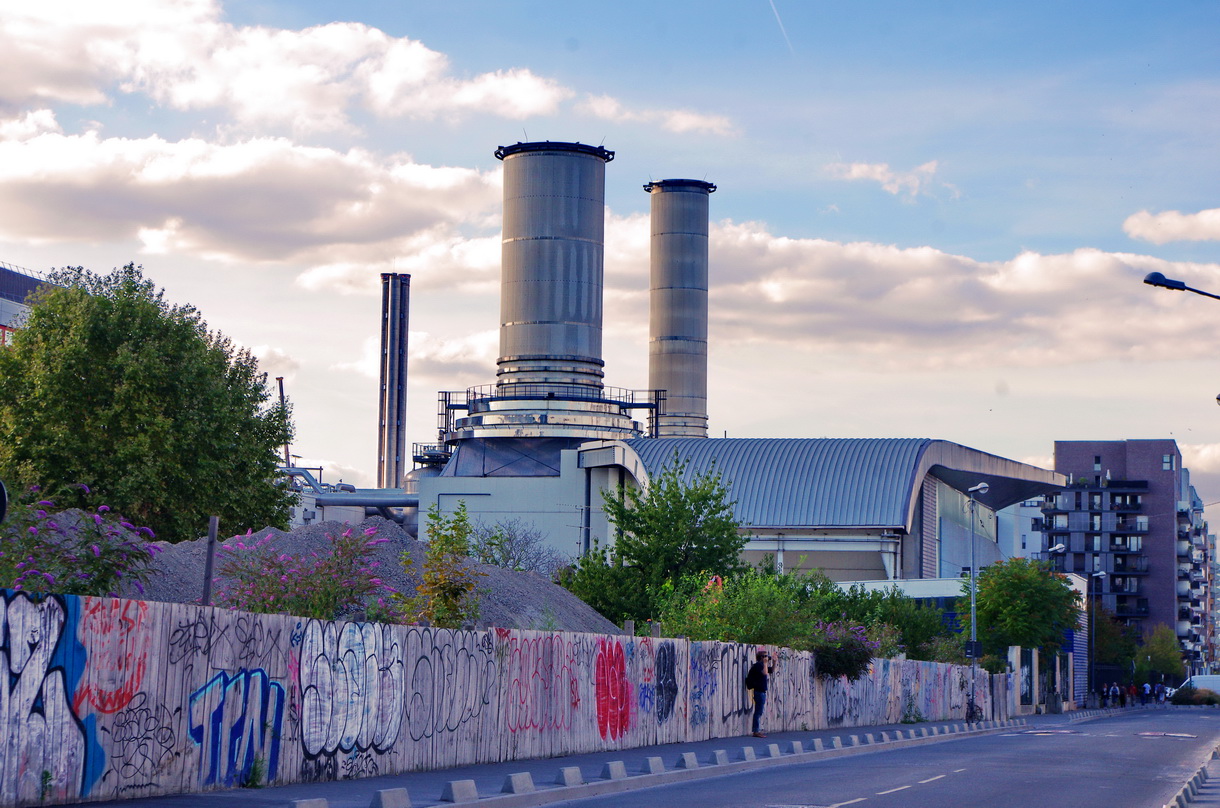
[745,660,773,693]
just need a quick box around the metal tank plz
[442,141,647,442]
[377,272,410,488]
[645,179,715,438]
[495,141,613,392]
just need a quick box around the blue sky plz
[3,0,1220,513]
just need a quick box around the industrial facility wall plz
[0,589,1008,807]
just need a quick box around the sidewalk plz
[70,709,1120,808]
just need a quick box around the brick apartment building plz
[1042,439,1214,673]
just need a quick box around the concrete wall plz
[0,589,1007,807]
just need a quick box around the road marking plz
[918,775,946,783]
[953,768,967,773]
[876,786,910,795]
[828,799,867,807]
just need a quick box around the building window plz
[1164,454,1175,471]
[1094,455,1102,471]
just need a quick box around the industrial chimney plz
[645,179,715,438]
[377,272,410,488]
[442,141,644,442]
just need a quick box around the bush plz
[809,619,879,680]
[393,503,484,628]
[1170,686,1220,706]
[214,525,391,619]
[0,484,157,596]
[654,569,818,646]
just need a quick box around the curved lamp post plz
[967,482,989,720]
[1089,570,1107,703]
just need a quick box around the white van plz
[1179,675,1220,692]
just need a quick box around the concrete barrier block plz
[879,732,891,743]
[677,752,699,769]
[767,743,782,758]
[642,756,665,774]
[293,800,329,808]
[832,736,844,749]
[849,735,861,746]
[556,767,584,787]
[812,738,825,752]
[709,749,729,766]
[865,733,875,744]
[789,741,804,754]
[601,761,627,781]
[502,773,535,795]
[370,788,411,808]
[1200,766,1209,782]
[908,729,919,739]
[440,780,479,804]
[739,746,757,762]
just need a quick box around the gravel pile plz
[125,516,621,634]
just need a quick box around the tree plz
[470,518,570,579]
[396,502,484,628]
[0,264,293,542]
[1139,623,1185,684]
[962,558,1080,656]
[562,458,747,623]
[1090,602,1138,669]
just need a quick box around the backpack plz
[744,664,761,690]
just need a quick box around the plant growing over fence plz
[214,525,391,619]
[809,618,880,680]
[0,484,158,596]
[394,502,484,628]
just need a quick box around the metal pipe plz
[378,273,411,489]
[646,179,715,438]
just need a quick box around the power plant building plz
[414,140,1064,582]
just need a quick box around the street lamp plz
[1089,571,1107,704]
[967,481,989,722]
[1144,271,1220,301]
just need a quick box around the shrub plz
[809,619,879,680]
[0,484,157,596]
[214,525,391,619]
[393,503,484,628]
[1170,686,1220,706]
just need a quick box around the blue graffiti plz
[637,683,655,714]
[188,669,285,787]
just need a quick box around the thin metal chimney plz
[494,141,615,393]
[645,179,715,438]
[377,272,410,488]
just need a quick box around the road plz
[552,710,1220,808]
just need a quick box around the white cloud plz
[1182,444,1220,475]
[0,109,61,140]
[291,456,375,489]
[825,160,952,198]
[579,94,735,136]
[331,330,497,385]
[1124,208,1220,244]
[0,131,500,266]
[251,345,302,383]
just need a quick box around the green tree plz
[654,568,820,646]
[0,264,294,542]
[562,458,747,623]
[962,558,1080,656]
[396,502,484,628]
[1139,623,1185,684]
[1090,602,1138,669]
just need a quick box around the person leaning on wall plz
[744,649,777,738]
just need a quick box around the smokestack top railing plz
[438,387,667,439]
[496,141,614,162]
[643,178,716,193]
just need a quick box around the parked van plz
[1179,675,1220,692]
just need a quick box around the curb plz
[1162,743,1220,808]
[289,718,1030,808]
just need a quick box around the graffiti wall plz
[0,591,1006,807]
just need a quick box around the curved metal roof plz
[617,437,1062,532]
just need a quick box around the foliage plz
[922,633,967,666]
[470,518,569,579]
[1138,623,1185,683]
[1170,686,1220,706]
[653,568,821,646]
[961,558,1080,655]
[809,619,879,680]
[0,484,158,596]
[866,622,906,659]
[0,264,294,543]
[1091,602,1139,669]
[563,458,747,623]
[395,502,484,628]
[214,525,391,619]
[901,692,926,724]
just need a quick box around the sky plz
[3,0,1220,520]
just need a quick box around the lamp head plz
[1048,543,1067,553]
[967,482,989,495]
[1144,271,1187,291]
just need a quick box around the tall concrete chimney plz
[645,179,715,438]
[494,141,614,393]
[377,272,410,488]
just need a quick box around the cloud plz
[825,160,952,198]
[291,456,375,489]
[579,95,735,136]
[0,130,501,267]
[251,345,301,383]
[331,330,497,385]
[0,109,61,140]
[1124,208,1220,244]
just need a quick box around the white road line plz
[829,799,868,807]
[877,786,911,795]
[918,775,946,783]
[953,768,967,773]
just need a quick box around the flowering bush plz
[0,484,158,596]
[392,503,484,629]
[213,525,393,620]
[809,618,880,680]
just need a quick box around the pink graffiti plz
[595,638,631,741]
[73,597,149,714]
[503,635,579,733]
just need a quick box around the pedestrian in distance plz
[1141,682,1150,706]
[745,649,777,738]
[1109,682,1120,708]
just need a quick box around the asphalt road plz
[551,710,1220,808]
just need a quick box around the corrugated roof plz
[618,437,1062,531]
[622,437,932,529]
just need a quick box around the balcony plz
[1115,603,1150,618]
[1113,557,1149,575]
[1113,518,1149,533]
[1105,480,1149,491]
[1179,541,1193,558]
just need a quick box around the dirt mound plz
[126,516,621,634]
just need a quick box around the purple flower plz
[91,545,101,557]
[35,510,46,518]
[92,514,103,525]
[76,483,91,494]
[42,573,55,585]
[28,485,41,493]
[97,505,110,513]
[138,526,154,537]
[120,521,135,530]
[134,581,145,595]
[37,500,53,507]
[27,527,37,536]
